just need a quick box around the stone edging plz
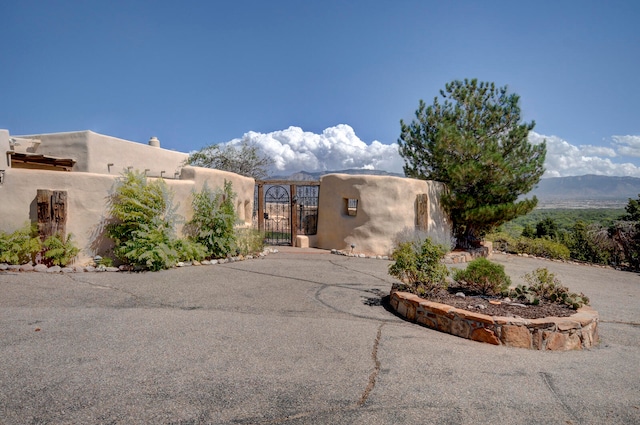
[0,249,280,274]
[389,290,599,351]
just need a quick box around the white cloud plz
[222,124,405,175]
[529,132,640,177]
[612,135,640,157]
[218,125,640,178]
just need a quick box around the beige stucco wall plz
[315,174,452,256]
[0,130,10,168]
[0,167,254,265]
[14,130,188,177]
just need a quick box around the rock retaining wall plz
[390,290,599,351]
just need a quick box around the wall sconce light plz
[107,163,114,173]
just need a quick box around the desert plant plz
[515,237,570,260]
[486,231,517,253]
[186,181,238,259]
[453,257,511,296]
[388,238,449,294]
[507,284,540,305]
[174,238,208,262]
[0,223,42,265]
[42,233,80,266]
[235,227,265,256]
[107,170,181,271]
[521,267,589,309]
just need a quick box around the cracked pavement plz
[1,248,639,424]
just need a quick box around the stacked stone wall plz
[390,290,599,351]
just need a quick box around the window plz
[344,198,358,216]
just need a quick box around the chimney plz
[148,136,160,148]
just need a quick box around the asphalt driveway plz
[1,248,638,424]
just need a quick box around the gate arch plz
[254,180,320,246]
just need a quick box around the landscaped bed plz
[389,289,599,351]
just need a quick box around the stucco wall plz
[14,130,188,176]
[0,167,254,264]
[315,174,451,256]
[0,130,10,168]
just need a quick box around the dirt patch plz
[393,285,576,319]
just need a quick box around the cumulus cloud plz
[528,132,640,177]
[217,125,640,178]
[221,124,405,175]
[612,135,640,157]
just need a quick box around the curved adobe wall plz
[390,290,599,351]
[315,174,452,256]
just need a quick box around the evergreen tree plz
[398,79,546,247]
[536,217,558,240]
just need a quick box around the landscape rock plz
[19,264,34,272]
[34,264,49,273]
[46,266,62,273]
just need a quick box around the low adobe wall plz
[390,290,599,351]
[0,166,254,265]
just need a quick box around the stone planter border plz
[390,290,599,351]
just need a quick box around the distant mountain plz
[529,175,640,208]
[268,169,405,181]
[266,172,640,209]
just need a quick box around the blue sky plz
[1,0,638,177]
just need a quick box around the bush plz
[520,268,589,309]
[515,237,570,260]
[453,257,511,296]
[388,238,449,294]
[107,170,181,271]
[486,231,517,253]
[174,238,208,262]
[42,233,80,266]
[235,227,265,256]
[186,181,238,259]
[0,223,41,265]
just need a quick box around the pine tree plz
[398,79,546,247]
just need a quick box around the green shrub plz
[185,181,238,259]
[96,256,113,267]
[107,170,181,271]
[42,233,80,266]
[174,238,208,262]
[235,227,265,256]
[0,223,41,265]
[520,268,589,309]
[515,237,570,260]
[486,231,517,253]
[453,257,511,295]
[388,238,449,294]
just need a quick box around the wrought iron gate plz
[254,181,320,246]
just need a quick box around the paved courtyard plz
[1,248,639,424]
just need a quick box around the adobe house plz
[0,129,254,264]
[0,128,452,264]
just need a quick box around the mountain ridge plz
[267,171,640,208]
